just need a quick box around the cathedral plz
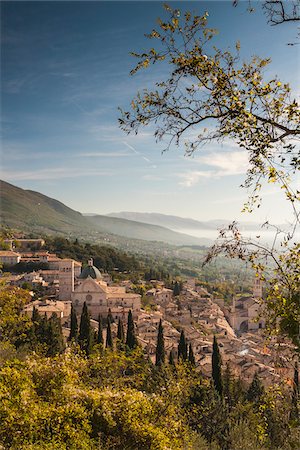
[58,258,141,320]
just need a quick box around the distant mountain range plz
[107,211,266,232]
[0,181,212,246]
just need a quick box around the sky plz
[1,0,299,225]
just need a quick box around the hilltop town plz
[0,237,294,386]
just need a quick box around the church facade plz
[59,258,141,320]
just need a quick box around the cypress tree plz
[108,308,114,323]
[97,314,104,345]
[173,281,181,296]
[155,319,165,366]
[117,318,125,350]
[223,363,233,408]
[30,306,42,346]
[188,343,195,366]
[105,316,113,349]
[78,302,92,355]
[178,330,188,361]
[212,335,223,397]
[68,303,78,342]
[38,313,50,346]
[47,313,65,356]
[117,318,125,341]
[126,310,137,349]
[169,350,175,366]
[247,371,264,403]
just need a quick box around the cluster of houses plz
[0,239,293,384]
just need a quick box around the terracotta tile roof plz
[0,251,20,256]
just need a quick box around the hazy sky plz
[1,1,299,224]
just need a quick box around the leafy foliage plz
[119,4,299,215]
[119,4,300,351]
[0,287,299,449]
[45,236,141,273]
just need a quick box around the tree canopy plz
[119,3,300,351]
[119,4,299,217]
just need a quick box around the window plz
[86,294,92,302]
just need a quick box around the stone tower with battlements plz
[58,259,75,301]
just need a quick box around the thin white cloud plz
[179,170,213,187]
[179,150,249,187]
[198,150,249,175]
[2,167,112,181]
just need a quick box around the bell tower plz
[253,277,263,298]
[59,259,75,300]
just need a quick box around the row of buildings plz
[3,245,287,384]
[1,244,264,334]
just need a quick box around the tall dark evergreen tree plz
[108,308,114,324]
[169,350,175,366]
[223,363,233,408]
[30,306,42,346]
[35,313,50,348]
[125,310,137,349]
[105,316,113,349]
[117,318,125,344]
[212,335,223,397]
[68,303,78,342]
[32,306,41,325]
[155,319,165,366]
[247,371,264,403]
[173,281,181,296]
[188,343,195,367]
[47,313,65,356]
[178,330,188,361]
[97,314,104,345]
[78,302,92,355]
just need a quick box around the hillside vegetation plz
[0,180,89,234]
[0,285,299,450]
[88,214,211,246]
[0,180,210,246]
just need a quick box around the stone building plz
[59,258,141,320]
[0,250,21,266]
[23,299,70,321]
[227,279,265,332]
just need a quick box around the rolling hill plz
[0,180,211,246]
[87,214,211,246]
[107,211,270,232]
[0,180,89,234]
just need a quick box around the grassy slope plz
[0,180,211,245]
[0,180,89,233]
